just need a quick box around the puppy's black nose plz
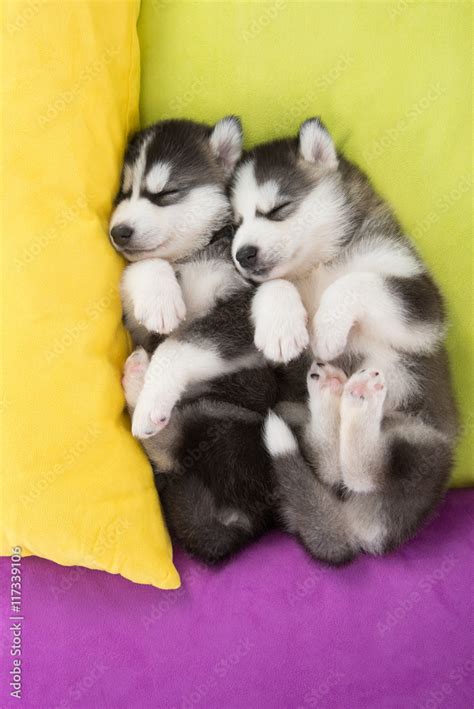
[236,245,258,269]
[110,223,133,246]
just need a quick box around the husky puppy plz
[229,118,458,562]
[109,116,246,351]
[110,118,278,563]
[112,119,281,440]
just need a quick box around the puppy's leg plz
[264,413,357,565]
[305,361,346,487]
[121,259,186,335]
[252,279,309,363]
[132,340,229,438]
[123,348,182,472]
[339,368,387,493]
[340,391,454,551]
[132,291,261,439]
[313,272,443,362]
[122,347,150,411]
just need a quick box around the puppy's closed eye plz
[144,189,183,207]
[263,201,293,221]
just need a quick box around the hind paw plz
[131,388,176,439]
[122,348,149,408]
[343,369,386,414]
[307,361,347,396]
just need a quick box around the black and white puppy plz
[111,119,282,439]
[110,118,279,563]
[228,118,458,563]
[110,117,245,348]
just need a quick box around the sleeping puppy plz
[109,118,280,563]
[111,119,279,439]
[229,118,458,563]
[109,116,247,352]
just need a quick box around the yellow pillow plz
[1,0,180,589]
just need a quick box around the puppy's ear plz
[210,116,243,176]
[298,118,338,169]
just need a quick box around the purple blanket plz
[1,490,473,708]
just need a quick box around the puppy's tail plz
[264,412,356,565]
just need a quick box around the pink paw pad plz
[344,369,386,402]
[150,414,169,429]
[122,349,148,384]
[308,361,348,395]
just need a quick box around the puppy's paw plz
[122,347,149,408]
[134,283,186,335]
[312,328,348,362]
[312,291,355,361]
[252,280,309,364]
[307,361,347,397]
[122,260,187,335]
[131,388,176,439]
[255,316,309,364]
[342,369,386,417]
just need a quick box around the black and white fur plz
[110,117,245,347]
[110,118,278,563]
[110,119,276,439]
[229,119,458,562]
[123,348,278,564]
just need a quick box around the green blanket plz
[138,0,472,485]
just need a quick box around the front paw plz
[312,309,353,362]
[312,326,348,362]
[255,313,309,364]
[134,285,186,335]
[252,280,309,363]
